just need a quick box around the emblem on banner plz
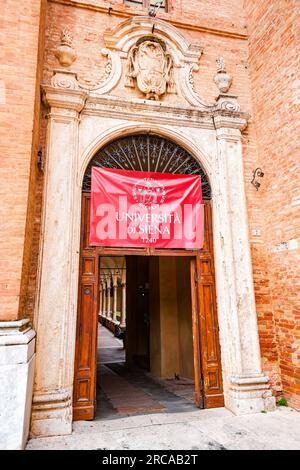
[132,178,166,209]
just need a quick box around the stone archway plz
[72,133,224,420]
[30,98,276,439]
[30,97,275,438]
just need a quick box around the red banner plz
[90,168,203,249]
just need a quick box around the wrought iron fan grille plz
[83,134,211,200]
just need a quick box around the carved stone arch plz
[79,123,214,194]
[104,16,197,58]
[73,128,223,420]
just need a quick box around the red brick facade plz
[0,0,46,321]
[0,1,298,407]
[245,0,300,408]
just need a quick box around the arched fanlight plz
[83,134,211,200]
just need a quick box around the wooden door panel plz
[77,283,95,369]
[82,257,96,275]
[196,203,224,408]
[190,203,224,409]
[201,202,212,254]
[82,195,92,250]
[190,258,204,408]
[199,283,218,360]
[73,193,99,421]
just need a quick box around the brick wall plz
[245,0,300,408]
[58,0,247,34]
[0,0,47,321]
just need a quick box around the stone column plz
[112,275,118,323]
[213,111,276,414]
[102,283,107,318]
[0,319,35,449]
[31,72,88,437]
[106,278,112,320]
[99,284,103,319]
[120,283,126,328]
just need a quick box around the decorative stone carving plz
[77,49,112,89]
[216,93,241,112]
[51,70,79,90]
[96,16,215,107]
[126,38,175,100]
[213,57,232,93]
[55,28,77,67]
[188,64,199,92]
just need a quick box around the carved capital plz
[213,94,248,134]
[214,113,249,135]
[51,69,79,90]
[215,93,240,112]
[42,78,88,114]
[112,276,118,288]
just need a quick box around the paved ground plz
[26,325,300,450]
[27,407,299,450]
[97,323,125,365]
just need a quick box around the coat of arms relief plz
[50,17,239,111]
[125,38,175,101]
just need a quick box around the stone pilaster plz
[213,112,276,414]
[31,72,88,437]
[0,319,35,449]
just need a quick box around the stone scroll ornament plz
[126,39,175,100]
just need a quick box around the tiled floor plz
[96,324,196,419]
[97,324,125,365]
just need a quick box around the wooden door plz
[73,193,99,421]
[73,196,224,420]
[191,203,224,408]
[191,257,204,408]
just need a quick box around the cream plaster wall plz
[149,256,194,381]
